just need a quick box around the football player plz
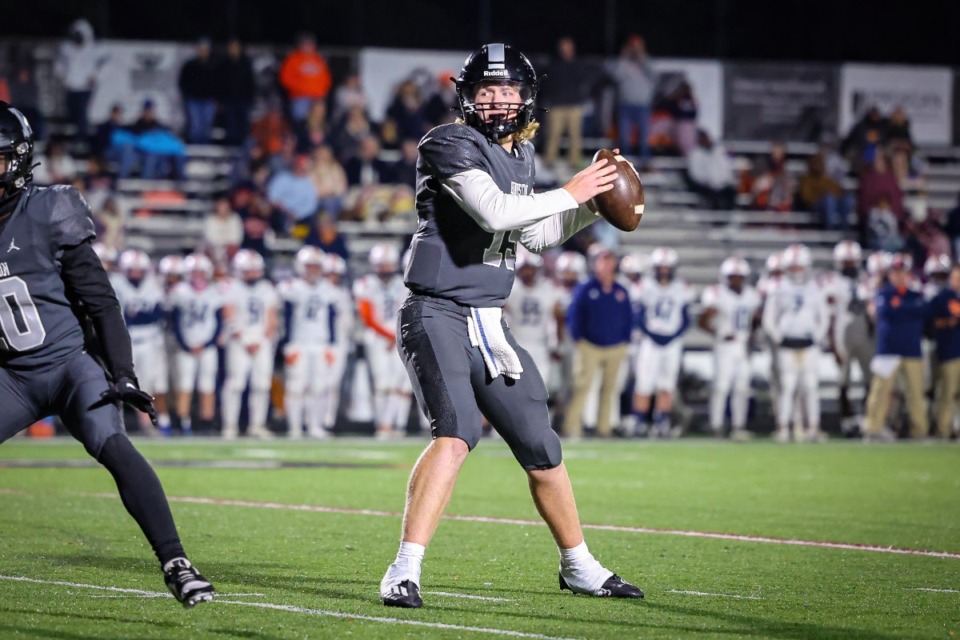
[762,244,828,442]
[0,102,213,606]
[379,44,642,608]
[634,247,692,438]
[354,243,411,438]
[168,253,224,434]
[321,252,355,430]
[281,247,354,438]
[221,249,278,440]
[699,257,761,439]
[618,252,647,435]
[552,251,588,413]
[505,250,563,400]
[923,254,952,301]
[114,249,171,436]
[820,241,873,434]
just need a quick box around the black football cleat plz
[381,579,423,608]
[163,558,215,608]
[560,572,644,599]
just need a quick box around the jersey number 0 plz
[0,277,47,352]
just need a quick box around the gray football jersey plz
[0,185,96,369]
[404,123,536,307]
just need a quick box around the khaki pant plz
[864,357,928,438]
[563,341,627,437]
[935,358,960,438]
[545,105,584,169]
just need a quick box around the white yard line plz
[668,589,762,600]
[423,591,514,602]
[911,587,959,593]
[5,487,960,560]
[0,575,576,640]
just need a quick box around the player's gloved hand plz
[91,377,158,425]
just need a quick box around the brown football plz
[590,149,645,232]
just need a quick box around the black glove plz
[90,377,158,425]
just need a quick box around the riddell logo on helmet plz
[483,69,509,77]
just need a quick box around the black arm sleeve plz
[60,241,136,382]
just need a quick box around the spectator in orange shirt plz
[279,34,332,123]
[250,100,292,157]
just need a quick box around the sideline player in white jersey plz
[355,243,411,437]
[220,250,279,440]
[634,247,693,437]
[699,257,761,439]
[114,250,172,436]
[757,252,785,423]
[281,248,355,438]
[505,251,563,394]
[618,252,646,435]
[168,253,224,433]
[761,244,828,442]
[820,240,873,433]
[553,251,588,425]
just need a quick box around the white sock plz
[381,541,425,591]
[558,541,611,595]
[222,386,242,432]
[158,413,171,430]
[248,389,270,431]
[286,393,304,437]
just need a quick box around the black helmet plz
[454,43,538,141]
[0,101,35,197]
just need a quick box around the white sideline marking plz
[911,587,959,593]
[5,487,960,560]
[0,575,576,640]
[424,590,513,602]
[154,494,960,561]
[668,589,762,600]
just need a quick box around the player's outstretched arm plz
[60,240,158,424]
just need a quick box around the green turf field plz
[0,437,957,639]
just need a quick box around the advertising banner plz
[724,62,838,142]
[839,63,953,145]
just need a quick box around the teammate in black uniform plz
[0,102,214,607]
[380,45,644,608]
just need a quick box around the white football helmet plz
[619,252,646,278]
[765,252,783,275]
[515,249,544,270]
[555,251,586,280]
[158,254,186,278]
[866,251,892,276]
[889,252,913,272]
[294,246,326,278]
[118,249,152,277]
[92,242,119,270]
[232,249,265,281]
[369,243,400,273]
[183,253,214,280]
[324,253,347,277]
[833,240,863,267]
[720,256,751,279]
[782,244,812,270]
[923,253,952,277]
[650,247,679,269]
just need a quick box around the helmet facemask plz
[459,81,535,141]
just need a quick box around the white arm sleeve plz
[441,169,580,233]
[761,297,780,344]
[518,204,599,253]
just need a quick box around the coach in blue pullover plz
[863,254,928,440]
[928,264,960,438]
[563,245,633,438]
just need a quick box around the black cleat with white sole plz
[560,572,644,599]
[382,580,423,608]
[163,558,215,608]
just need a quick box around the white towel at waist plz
[466,307,523,380]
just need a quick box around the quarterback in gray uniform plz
[0,102,214,607]
[380,44,644,608]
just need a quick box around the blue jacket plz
[566,278,633,347]
[874,284,926,358]
[928,288,960,362]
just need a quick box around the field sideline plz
[0,437,957,639]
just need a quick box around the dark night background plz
[2,0,958,64]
